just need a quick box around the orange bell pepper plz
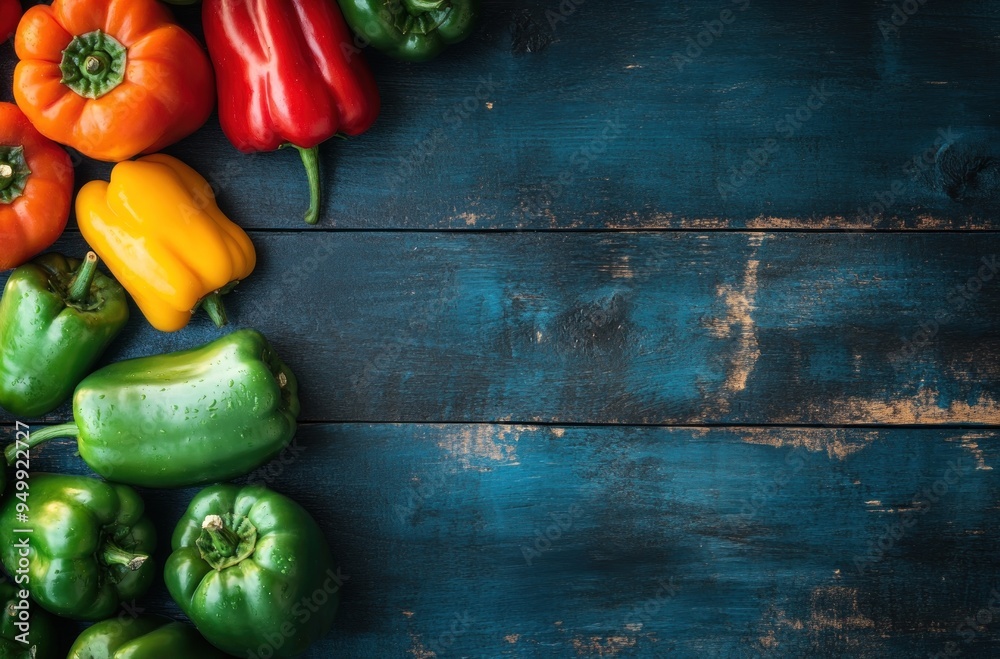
[0,102,74,271]
[13,0,214,162]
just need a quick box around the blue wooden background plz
[4,0,1000,657]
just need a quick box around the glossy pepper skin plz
[13,0,214,162]
[68,615,229,659]
[0,0,21,42]
[203,0,380,225]
[7,329,300,489]
[0,103,74,271]
[76,153,256,332]
[0,473,156,621]
[0,252,129,418]
[338,0,479,61]
[1,580,65,659]
[166,484,339,658]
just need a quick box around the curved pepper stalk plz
[0,473,157,621]
[4,329,301,489]
[203,0,381,226]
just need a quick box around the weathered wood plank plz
[4,1,1000,230]
[3,231,999,426]
[9,423,1000,658]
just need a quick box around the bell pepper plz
[68,615,229,659]
[0,0,20,42]
[6,329,300,489]
[0,473,156,621]
[0,252,129,418]
[337,0,479,61]
[1,580,65,659]
[0,103,74,272]
[166,484,340,658]
[203,0,380,225]
[12,0,215,162]
[76,153,256,332]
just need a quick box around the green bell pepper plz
[165,484,340,658]
[5,328,300,488]
[0,473,156,620]
[337,0,479,62]
[0,252,129,418]
[68,615,229,659]
[0,580,65,659]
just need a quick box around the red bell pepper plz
[202,0,380,225]
[0,0,20,42]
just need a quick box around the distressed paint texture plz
[5,232,999,427]
[8,425,999,657]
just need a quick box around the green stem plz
[294,145,322,226]
[60,30,127,99]
[202,515,240,557]
[4,423,79,465]
[101,542,148,571]
[85,52,110,76]
[201,292,228,328]
[67,252,100,303]
[0,146,30,204]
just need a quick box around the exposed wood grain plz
[3,231,998,427]
[7,423,999,658]
[3,1,1000,230]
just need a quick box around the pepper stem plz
[4,423,80,465]
[0,146,31,204]
[101,541,148,571]
[294,145,322,225]
[201,292,228,328]
[202,515,240,556]
[196,513,258,571]
[67,252,100,303]
[59,30,127,99]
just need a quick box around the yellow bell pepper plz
[76,154,256,333]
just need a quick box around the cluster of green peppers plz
[0,319,339,656]
[0,255,338,655]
